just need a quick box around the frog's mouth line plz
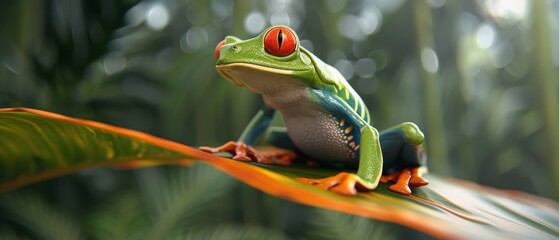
[216,63,295,87]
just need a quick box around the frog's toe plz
[409,175,429,187]
[199,141,237,154]
[389,183,412,195]
[409,167,430,187]
[296,172,376,196]
[385,167,429,195]
[200,142,297,165]
[199,141,255,162]
[388,169,412,195]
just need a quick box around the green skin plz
[214,26,426,192]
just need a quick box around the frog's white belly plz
[219,63,357,163]
[281,105,355,163]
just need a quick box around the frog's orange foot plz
[382,167,429,195]
[259,151,297,165]
[199,141,297,165]
[296,172,376,196]
[409,167,430,187]
[200,141,253,161]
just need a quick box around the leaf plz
[175,225,288,240]
[88,192,149,240]
[144,164,234,240]
[0,191,83,240]
[87,165,234,240]
[303,208,395,240]
[1,108,558,239]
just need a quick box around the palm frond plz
[0,192,83,240]
[174,224,288,240]
[144,164,235,239]
[302,209,397,240]
[88,192,149,240]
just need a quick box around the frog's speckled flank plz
[201,26,429,196]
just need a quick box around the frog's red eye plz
[215,40,226,59]
[264,27,297,57]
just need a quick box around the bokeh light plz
[421,48,439,73]
[475,23,496,49]
[245,12,266,34]
[484,0,528,23]
[146,3,170,30]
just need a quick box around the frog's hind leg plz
[380,122,429,194]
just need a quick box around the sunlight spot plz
[376,0,405,12]
[245,12,266,35]
[490,42,515,68]
[146,3,170,30]
[421,48,439,73]
[475,23,496,49]
[103,52,127,75]
[354,58,377,78]
[334,59,354,80]
[327,50,347,65]
[359,7,382,35]
[180,27,209,51]
[268,0,289,12]
[338,15,365,40]
[125,2,148,26]
[270,12,291,26]
[427,0,446,8]
[484,0,527,23]
[210,0,232,22]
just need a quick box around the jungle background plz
[0,0,558,239]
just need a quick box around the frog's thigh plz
[264,126,298,151]
[379,122,425,173]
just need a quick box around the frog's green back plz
[300,48,371,124]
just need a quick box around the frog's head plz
[214,26,333,94]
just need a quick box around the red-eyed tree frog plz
[201,26,429,196]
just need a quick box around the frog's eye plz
[215,40,226,59]
[264,27,297,57]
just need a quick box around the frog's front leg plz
[199,107,298,165]
[379,122,429,195]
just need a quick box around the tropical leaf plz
[143,165,234,240]
[303,208,396,240]
[88,192,149,240]
[0,108,558,239]
[0,191,83,240]
[87,165,235,240]
[175,225,288,240]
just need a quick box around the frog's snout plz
[215,40,226,59]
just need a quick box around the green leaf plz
[88,192,149,240]
[1,108,558,239]
[0,192,83,240]
[176,225,288,240]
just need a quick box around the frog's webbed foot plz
[199,141,297,165]
[296,172,376,196]
[380,167,429,195]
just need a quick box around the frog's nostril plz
[215,40,226,59]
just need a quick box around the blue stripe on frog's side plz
[326,83,371,126]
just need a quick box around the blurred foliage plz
[0,0,558,238]
[0,164,426,239]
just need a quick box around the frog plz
[200,26,429,196]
